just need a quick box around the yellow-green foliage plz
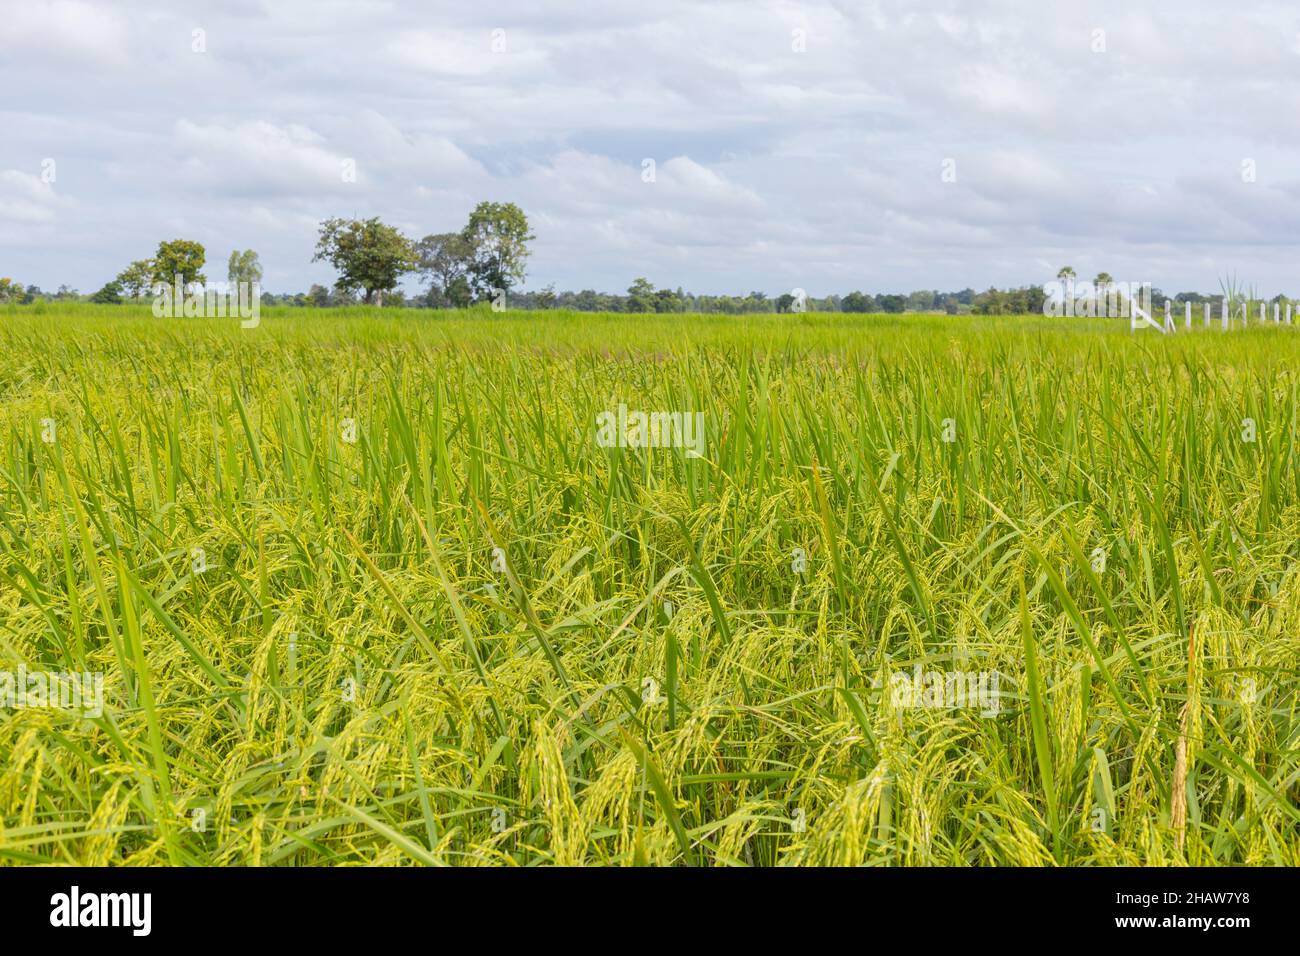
[0,303,1296,865]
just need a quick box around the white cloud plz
[172,120,347,194]
[2,0,1300,295]
[0,0,128,64]
[0,169,70,225]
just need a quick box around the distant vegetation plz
[6,231,1298,316]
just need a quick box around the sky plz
[3,0,1300,297]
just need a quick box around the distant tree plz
[573,289,603,311]
[307,284,331,308]
[415,232,475,307]
[973,287,1004,314]
[54,285,80,301]
[313,217,417,306]
[90,279,124,304]
[536,282,558,309]
[1056,266,1076,300]
[1093,272,1117,314]
[227,249,263,290]
[878,294,906,313]
[626,277,656,312]
[971,285,1044,315]
[1023,284,1047,314]
[461,201,534,301]
[907,290,937,311]
[775,292,795,312]
[152,240,207,289]
[0,277,23,303]
[653,286,685,312]
[841,291,873,313]
[117,259,155,299]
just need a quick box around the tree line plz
[311,201,534,306]
[0,201,535,308]
[4,231,1293,315]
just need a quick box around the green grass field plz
[0,303,1296,865]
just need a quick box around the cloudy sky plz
[3,0,1300,296]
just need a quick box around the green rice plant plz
[0,302,1295,866]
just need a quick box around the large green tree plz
[415,232,475,307]
[625,277,656,312]
[313,217,417,306]
[151,240,207,289]
[460,201,534,301]
[116,259,155,299]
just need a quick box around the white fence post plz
[1130,283,1160,332]
[1128,292,1294,334]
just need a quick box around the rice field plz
[0,303,1296,866]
